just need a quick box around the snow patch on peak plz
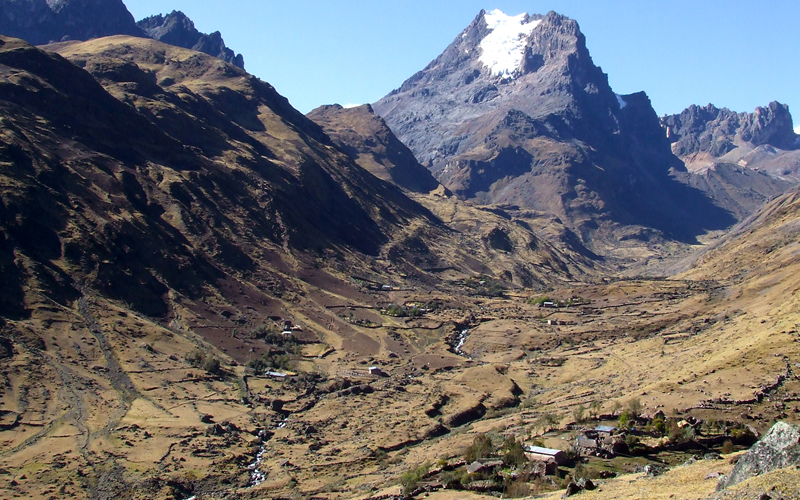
[479,9,541,79]
[616,94,628,109]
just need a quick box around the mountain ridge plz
[661,101,800,178]
[0,0,245,68]
[137,10,244,69]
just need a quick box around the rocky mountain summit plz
[0,0,143,44]
[374,9,734,246]
[137,10,244,69]
[662,102,800,183]
[0,0,244,67]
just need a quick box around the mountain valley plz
[0,3,799,500]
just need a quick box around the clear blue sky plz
[124,1,799,128]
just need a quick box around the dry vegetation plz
[1,35,799,500]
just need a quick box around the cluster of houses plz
[466,425,623,480]
[574,425,625,458]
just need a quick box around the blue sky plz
[124,1,799,128]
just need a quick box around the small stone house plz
[466,459,504,474]
[575,427,625,458]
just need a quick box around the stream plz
[451,328,472,359]
[248,416,289,486]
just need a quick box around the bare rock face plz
[662,102,800,178]
[0,1,245,69]
[374,9,734,245]
[137,11,244,69]
[663,102,798,158]
[717,421,800,490]
[0,0,143,44]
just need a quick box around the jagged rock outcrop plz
[374,9,734,246]
[307,104,440,193]
[137,10,244,69]
[717,421,800,490]
[663,102,798,157]
[662,102,800,176]
[0,0,245,68]
[0,0,143,44]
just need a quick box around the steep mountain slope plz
[684,184,800,284]
[673,162,793,220]
[137,10,244,69]
[307,103,440,193]
[374,9,734,247]
[662,102,800,177]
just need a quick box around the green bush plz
[185,350,222,375]
[618,410,632,430]
[536,412,559,432]
[573,405,587,423]
[400,463,429,496]
[502,436,528,468]
[248,352,294,372]
[626,398,642,418]
[589,400,603,419]
[465,433,494,463]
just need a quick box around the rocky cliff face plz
[0,0,245,68]
[374,9,733,245]
[137,10,244,69]
[0,0,143,44]
[661,102,800,176]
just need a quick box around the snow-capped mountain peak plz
[478,9,541,79]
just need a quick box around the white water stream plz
[248,417,289,486]
[453,329,472,359]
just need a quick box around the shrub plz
[667,420,694,444]
[185,350,222,375]
[202,356,221,374]
[625,434,645,454]
[589,400,603,419]
[528,296,553,306]
[536,412,559,432]
[505,478,531,498]
[573,405,586,423]
[400,463,429,496]
[618,410,632,430]
[440,470,459,489]
[502,436,528,468]
[626,398,642,418]
[465,433,494,463]
[247,348,296,373]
